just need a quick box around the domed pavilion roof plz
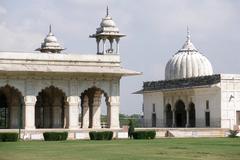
[90,7,125,38]
[36,25,64,53]
[165,29,213,80]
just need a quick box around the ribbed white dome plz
[100,15,117,28]
[36,25,64,53]
[95,7,120,34]
[165,33,213,80]
[44,32,58,43]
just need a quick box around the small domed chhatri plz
[165,29,213,80]
[90,6,125,55]
[36,25,65,53]
[98,6,119,33]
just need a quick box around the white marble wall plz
[143,92,164,127]
[143,86,222,128]
[220,74,240,129]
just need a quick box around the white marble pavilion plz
[139,29,240,130]
[0,9,139,134]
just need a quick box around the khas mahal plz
[0,9,140,139]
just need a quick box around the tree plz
[128,119,135,139]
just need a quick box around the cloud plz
[0,4,42,51]
[0,23,43,51]
[0,5,6,15]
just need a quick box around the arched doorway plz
[165,104,172,127]
[175,100,186,127]
[35,86,67,128]
[0,85,23,129]
[80,87,110,128]
[189,102,196,127]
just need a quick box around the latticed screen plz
[0,106,8,129]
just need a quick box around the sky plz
[0,0,240,115]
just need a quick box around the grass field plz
[0,138,240,160]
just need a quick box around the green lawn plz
[0,138,240,160]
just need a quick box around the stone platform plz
[0,128,229,140]
[136,128,229,138]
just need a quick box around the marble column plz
[92,91,101,129]
[186,107,190,127]
[67,96,80,129]
[109,38,113,53]
[96,38,100,54]
[164,108,168,127]
[115,38,120,54]
[109,101,120,129]
[102,38,106,54]
[109,80,120,129]
[64,104,69,128]
[24,96,37,130]
[172,108,176,127]
[82,95,89,129]
[107,103,111,128]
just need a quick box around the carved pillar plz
[109,38,113,53]
[107,103,111,128]
[172,107,176,127]
[92,91,101,129]
[82,95,89,129]
[96,38,100,54]
[64,104,69,128]
[186,107,190,127]
[115,38,120,54]
[67,96,80,129]
[24,96,37,130]
[102,38,106,54]
[109,101,120,129]
[164,106,167,127]
[109,80,120,129]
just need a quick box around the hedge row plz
[89,131,113,140]
[132,130,156,139]
[0,133,18,142]
[43,132,68,141]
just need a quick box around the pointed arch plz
[175,100,186,127]
[80,86,110,128]
[0,85,23,129]
[35,85,68,128]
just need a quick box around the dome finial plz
[106,6,109,16]
[187,26,190,42]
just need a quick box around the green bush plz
[0,133,18,142]
[146,130,156,139]
[133,130,156,139]
[89,131,113,140]
[228,130,239,138]
[43,132,68,141]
